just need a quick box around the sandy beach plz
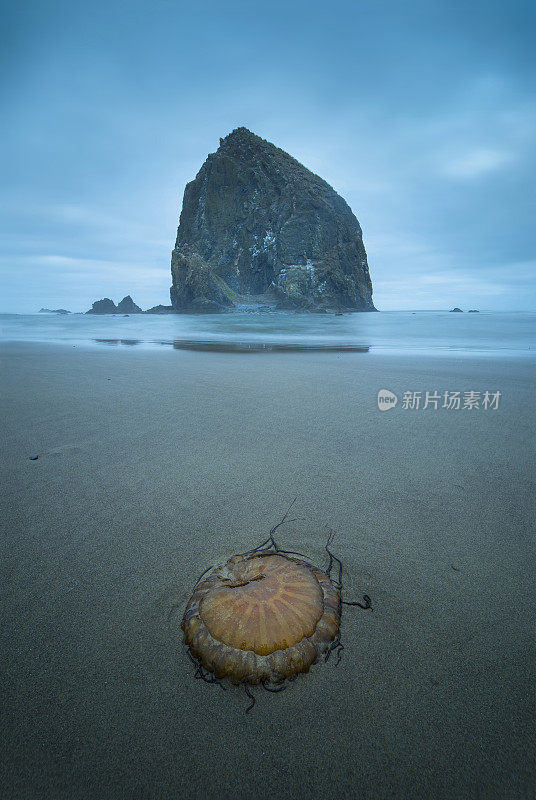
[1,342,534,800]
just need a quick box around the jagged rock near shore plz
[170,128,375,312]
[145,304,174,314]
[86,298,117,314]
[116,295,142,314]
[85,296,143,314]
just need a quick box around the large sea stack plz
[170,128,375,312]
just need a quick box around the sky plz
[1,0,535,312]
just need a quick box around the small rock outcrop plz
[39,308,70,314]
[468,309,479,313]
[86,298,117,314]
[85,296,143,314]
[170,128,375,312]
[116,295,142,314]
[450,308,463,313]
[145,305,174,314]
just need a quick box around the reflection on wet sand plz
[94,338,142,346]
[170,340,370,353]
[93,338,370,353]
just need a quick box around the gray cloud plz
[1,0,534,311]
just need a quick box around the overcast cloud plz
[1,0,535,312]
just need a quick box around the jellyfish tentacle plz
[271,547,311,561]
[261,679,287,693]
[342,594,373,611]
[245,536,272,554]
[244,684,256,713]
[324,631,341,662]
[187,650,226,688]
[324,631,345,665]
[192,564,216,590]
[248,496,299,553]
[325,529,335,578]
[325,530,343,588]
[324,531,372,610]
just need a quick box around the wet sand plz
[1,342,534,800]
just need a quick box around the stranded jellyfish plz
[181,501,372,711]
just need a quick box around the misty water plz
[1,310,534,356]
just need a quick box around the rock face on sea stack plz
[170,128,375,312]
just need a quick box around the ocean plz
[1,310,534,356]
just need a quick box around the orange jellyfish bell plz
[182,552,341,685]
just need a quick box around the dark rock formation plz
[170,128,375,312]
[468,309,479,313]
[85,297,143,314]
[39,308,70,314]
[116,295,142,314]
[450,308,463,312]
[145,305,175,314]
[86,298,117,314]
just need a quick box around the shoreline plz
[1,338,534,359]
[1,310,534,362]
